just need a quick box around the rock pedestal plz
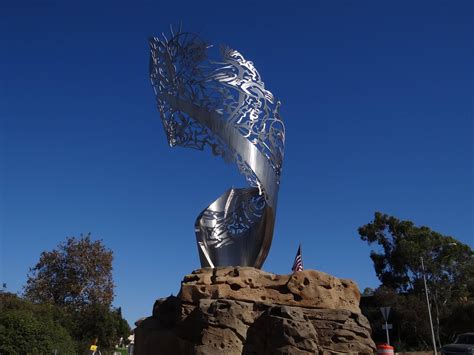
[134,267,375,354]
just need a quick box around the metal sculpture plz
[149,27,285,268]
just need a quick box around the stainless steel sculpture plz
[149,27,285,268]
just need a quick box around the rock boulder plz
[134,267,375,354]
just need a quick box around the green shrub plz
[0,294,76,354]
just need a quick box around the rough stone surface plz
[179,267,362,314]
[134,267,375,354]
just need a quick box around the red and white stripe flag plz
[292,244,303,272]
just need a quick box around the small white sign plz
[380,307,391,321]
[382,324,393,330]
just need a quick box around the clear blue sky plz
[1,1,472,325]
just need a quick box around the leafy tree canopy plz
[20,234,130,352]
[358,212,473,296]
[72,304,131,351]
[359,212,474,349]
[0,292,76,354]
[24,233,114,310]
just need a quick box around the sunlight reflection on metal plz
[149,26,285,268]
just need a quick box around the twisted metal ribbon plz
[149,28,285,268]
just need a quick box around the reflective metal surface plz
[149,26,285,268]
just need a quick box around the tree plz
[0,292,76,353]
[358,212,473,294]
[72,304,131,351]
[444,303,474,337]
[361,287,375,297]
[23,234,130,352]
[361,286,434,351]
[358,212,474,348]
[24,233,114,309]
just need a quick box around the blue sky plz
[1,1,472,325]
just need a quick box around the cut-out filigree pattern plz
[149,27,285,267]
[198,190,266,249]
[149,30,285,189]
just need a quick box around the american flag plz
[292,244,303,272]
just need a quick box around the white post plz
[385,321,390,345]
[421,256,437,355]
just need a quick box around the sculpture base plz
[134,267,376,354]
